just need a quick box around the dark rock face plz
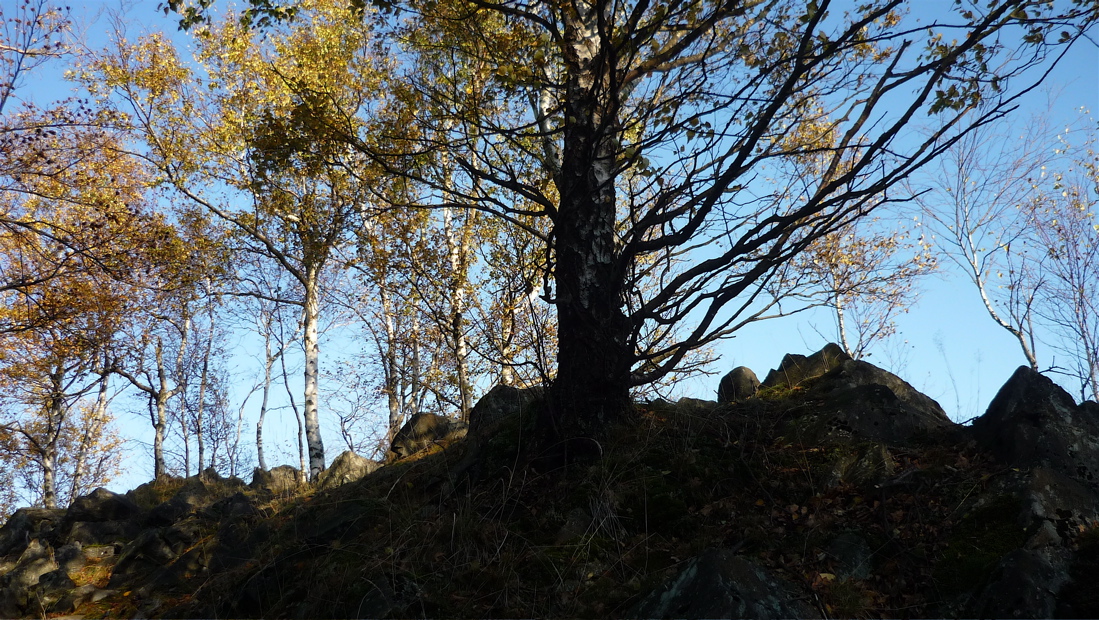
[762,342,850,389]
[316,450,380,491]
[0,508,63,558]
[391,412,469,459]
[718,366,760,403]
[972,366,1099,487]
[632,547,819,619]
[467,384,544,437]
[64,487,142,525]
[782,358,952,446]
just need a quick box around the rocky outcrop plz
[632,547,819,619]
[467,384,544,436]
[249,465,302,494]
[971,366,1099,487]
[316,451,380,491]
[390,412,469,459]
[780,356,952,447]
[718,366,760,403]
[761,342,850,389]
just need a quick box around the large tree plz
[176,0,1098,456]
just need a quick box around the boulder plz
[718,366,760,403]
[971,366,1099,489]
[761,342,850,389]
[29,568,77,610]
[0,539,59,617]
[148,477,216,525]
[0,508,63,558]
[65,487,142,524]
[109,518,203,587]
[316,451,380,491]
[782,359,952,446]
[467,384,544,436]
[631,547,819,619]
[249,465,302,495]
[391,413,469,459]
[67,520,140,547]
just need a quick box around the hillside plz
[1,344,1098,618]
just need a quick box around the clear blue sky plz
[14,0,1099,493]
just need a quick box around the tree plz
[1029,123,1099,400]
[173,0,1098,455]
[377,0,1099,452]
[80,1,395,479]
[913,107,1058,370]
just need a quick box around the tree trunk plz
[546,0,633,450]
[443,206,473,419]
[256,329,274,472]
[71,368,110,501]
[302,275,325,480]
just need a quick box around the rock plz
[974,548,1067,619]
[148,477,216,525]
[718,366,760,403]
[53,541,85,572]
[391,413,469,459]
[65,487,142,524]
[0,539,59,617]
[971,366,1099,490]
[829,443,896,487]
[762,342,850,389]
[0,508,64,558]
[467,384,544,436]
[250,465,302,495]
[67,520,140,547]
[110,519,203,587]
[782,359,952,446]
[50,583,98,614]
[676,397,719,417]
[631,547,819,619]
[315,451,380,491]
[817,359,946,419]
[29,568,76,610]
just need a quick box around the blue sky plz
[12,0,1099,492]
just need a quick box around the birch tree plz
[80,0,390,479]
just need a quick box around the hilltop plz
[1,344,1098,618]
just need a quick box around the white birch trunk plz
[302,273,325,480]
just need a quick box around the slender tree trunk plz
[280,345,308,484]
[256,329,274,472]
[379,284,402,445]
[443,206,473,419]
[195,317,215,473]
[71,368,110,500]
[547,0,633,450]
[302,274,325,480]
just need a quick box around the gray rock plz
[0,539,59,617]
[467,384,544,437]
[972,366,1099,490]
[818,359,947,419]
[249,465,302,495]
[718,366,760,403]
[54,541,86,572]
[0,508,64,558]
[631,547,819,619]
[110,519,203,587]
[29,568,76,609]
[66,487,142,524]
[762,342,850,389]
[148,477,215,525]
[50,583,98,614]
[67,520,140,547]
[975,548,1068,619]
[315,451,380,491]
[391,413,469,459]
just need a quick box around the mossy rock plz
[933,495,1028,597]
